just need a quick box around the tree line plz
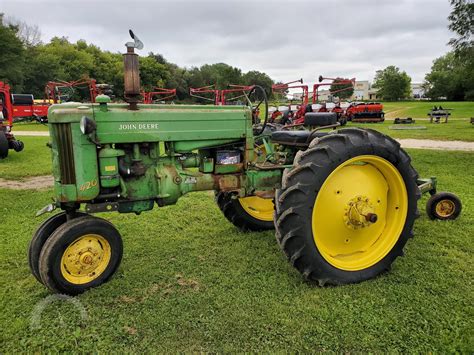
[0,0,472,102]
[0,13,274,103]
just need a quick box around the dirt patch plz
[385,108,410,119]
[0,175,54,190]
[397,139,474,151]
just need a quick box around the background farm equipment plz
[29,31,461,296]
[428,106,452,123]
[189,84,254,106]
[271,79,310,125]
[0,81,27,158]
[41,79,114,122]
[346,102,385,123]
[0,81,49,124]
[141,87,176,104]
[394,117,415,124]
[312,76,355,104]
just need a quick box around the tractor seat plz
[271,130,328,146]
[304,112,337,126]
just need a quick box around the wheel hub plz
[61,234,111,284]
[344,196,378,229]
[435,199,455,217]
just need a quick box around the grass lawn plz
[0,137,51,179]
[383,101,474,120]
[346,119,474,142]
[0,136,472,352]
[13,122,49,131]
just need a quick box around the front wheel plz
[275,128,420,285]
[216,192,275,231]
[38,216,123,295]
[426,192,462,220]
[29,211,88,283]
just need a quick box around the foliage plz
[424,52,474,100]
[329,78,354,100]
[0,14,25,91]
[0,15,274,102]
[423,1,474,101]
[447,0,474,55]
[372,66,411,101]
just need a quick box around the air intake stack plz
[123,30,144,110]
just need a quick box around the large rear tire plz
[216,192,274,231]
[0,132,9,159]
[275,128,420,285]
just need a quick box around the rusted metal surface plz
[123,47,141,109]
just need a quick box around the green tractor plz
[29,31,462,295]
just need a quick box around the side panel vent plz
[55,123,76,184]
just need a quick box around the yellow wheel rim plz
[435,199,455,217]
[239,196,274,222]
[312,155,408,271]
[60,234,112,284]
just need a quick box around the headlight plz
[80,116,96,135]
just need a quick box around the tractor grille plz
[55,123,76,184]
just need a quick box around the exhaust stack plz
[123,30,143,110]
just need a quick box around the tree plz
[424,51,474,100]
[0,14,25,90]
[4,15,42,47]
[329,78,354,100]
[448,0,474,55]
[242,70,273,96]
[199,63,242,89]
[423,0,474,101]
[372,66,411,101]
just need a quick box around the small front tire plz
[38,216,123,295]
[28,211,87,283]
[426,192,462,220]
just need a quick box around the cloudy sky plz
[2,0,454,86]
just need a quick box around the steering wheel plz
[245,85,268,136]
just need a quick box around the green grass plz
[13,122,49,131]
[347,119,474,141]
[0,138,472,352]
[0,137,51,179]
[382,101,474,119]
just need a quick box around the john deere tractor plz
[29,31,462,295]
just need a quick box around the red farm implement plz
[271,79,310,125]
[189,85,255,106]
[44,79,100,104]
[312,76,355,104]
[346,102,385,123]
[42,79,114,122]
[141,88,176,104]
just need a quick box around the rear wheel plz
[0,132,9,159]
[426,192,462,220]
[38,216,123,295]
[275,128,420,285]
[216,192,274,231]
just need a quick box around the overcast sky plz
[2,0,453,86]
